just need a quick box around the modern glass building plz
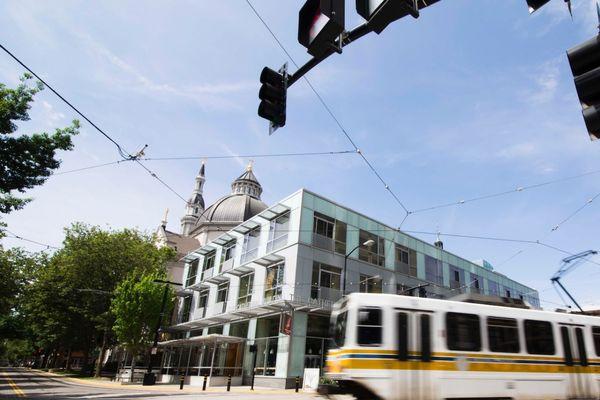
[159,189,539,388]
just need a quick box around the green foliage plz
[5,223,175,364]
[111,273,174,355]
[0,73,79,215]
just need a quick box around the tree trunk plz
[94,327,108,378]
[130,352,136,383]
[65,347,72,371]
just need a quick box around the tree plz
[111,273,174,377]
[0,73,79,215]
[20,223,175,371]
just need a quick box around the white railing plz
[267,233,288,252]
[201,267,214,281]
[240,248,258,264]
[194,306,206,320]
[221,258,234,273]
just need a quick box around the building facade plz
[159,189,539,388]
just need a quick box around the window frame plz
[358,230,385,267]
[593,326,600,357]
[487,317,520,353]
[446,312,482,352]
[237,272,254,306]
[216,282,229,303]
[356,307,383,347]
[186,259,199,287]
[395,244,417,277]
[264,262,285,301]
[524,319,556,355]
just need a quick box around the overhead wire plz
[3,230,60,250]
[0,43,188,204]
[244,0,409,216]
[53,160,130,176]
[141,150,356,161]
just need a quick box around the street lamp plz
[143,279,182,386]
[342,239,375,295]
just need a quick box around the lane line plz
[2,371,25,397]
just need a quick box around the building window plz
[186,259,199,287]
[446,312,481,351]
[241,227,260,263]
[470,273,483,294]
[449,265,463,290]
[425,255,444,286]
[197,290,208,319]
[505,288,512,298]
[395,244,417,277]
[357,308,382,346]
[359,274,382,293]
[488,280,500,296]
[524,320,555,355]
[264,262,285,301]
[358,230,385,267]
[217,282,229,303]
[201,251,215,280]
[267,212,290,252]
[311,262,342,301]
[180,296,192,323]
[312,212,347,254]
[237,272,254,307]
[487,317,519,353]
[220,240,236,271]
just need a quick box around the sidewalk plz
[32,369,310,395]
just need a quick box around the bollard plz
[227,374,231,392]
[202,374,207,391]
[295,376,300,393]
[179,375,184,390]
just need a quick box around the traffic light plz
[526,0,551,13]
[298,0,345,57]
[567,35,600,141]
[356,0,440,34]
[258,65,287,132]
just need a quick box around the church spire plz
[231,162,262,199]
[181,161,206,235]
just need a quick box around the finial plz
[161,208,169,228]
[246,159,254,172]
[199,160,206,177]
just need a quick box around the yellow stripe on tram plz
[3,372,25,397]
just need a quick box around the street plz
[0,368,325,400]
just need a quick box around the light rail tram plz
[322,293,600,400]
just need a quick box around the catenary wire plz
[0,43,189,203]
[141,150,356,161]
[3,230,60,250]
[411,168,600,214]
[53,160,130,176]
[244,0,409,216]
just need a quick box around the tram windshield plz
[331,310,347,348]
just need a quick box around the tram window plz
[446,313,481,351]
[357,308,382,346]
[575,328,588,367]
[333,311,347,348]
[487,317,519,353]
[421,314,432,362]
[524,320,555,355]
[560,327,574,366]
[593,327,600,356]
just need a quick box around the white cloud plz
[41,101,65,125]
[521,60,560,105]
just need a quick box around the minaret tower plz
[181,162,206,235]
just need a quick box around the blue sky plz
[1,0,599,309]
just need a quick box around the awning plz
[253,253,284,267]
[256,204,291,221]
[175,288,194,297]
[158,334,245,347]
[232,220,260,234]
[212,233,237,246]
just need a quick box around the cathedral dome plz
[195,162,267,225]
[199,194,267,223]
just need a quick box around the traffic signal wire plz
[244,0,410,216]
[0,42,188,204]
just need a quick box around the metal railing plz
[266,233,288,252]
[220,258,234,273]
[201,267,214,281]
[240,247,258,264]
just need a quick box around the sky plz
[1,0,599,310]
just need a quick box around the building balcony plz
[266,233,288,253]
[310,286,342,303]
[220,258,234,273]
[240,248,258,264]
[201,267,214,281]
[312,233,345,253]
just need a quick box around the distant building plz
[158,189,539,388]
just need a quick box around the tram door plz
[559,325,594,399]
[395,311,433,400]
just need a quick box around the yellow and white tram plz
[324,293,600,400]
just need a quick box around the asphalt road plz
[0,368,326,399]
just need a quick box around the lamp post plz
[143,279,182,386]
[342,239,375,295]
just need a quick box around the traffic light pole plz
[287,22,373,87]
